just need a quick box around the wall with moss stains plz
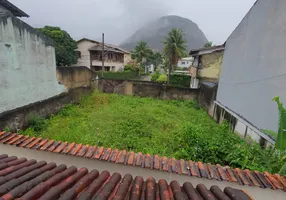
[199,51,224,81]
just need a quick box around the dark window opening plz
[76,51,81,59]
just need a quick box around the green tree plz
[204,41,213,48]
[162,28,187,84]
[132,41,152,63]
[36,26,77,66]
[146,52,163,71]
[132,41,152,74]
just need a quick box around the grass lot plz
[23,92,285,174]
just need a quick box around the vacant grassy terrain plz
[23,92,285,174]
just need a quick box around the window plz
[112,66,115,72]
[181,62,185,64]
[75,51,81,59]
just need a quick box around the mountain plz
[120,15,208,51]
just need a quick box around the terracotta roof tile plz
[127,152,135,166]
[0,132,285,192]
[101,148,112,161]
[53,142,68,153]
[62,142,75,154]
[76,145,89,157]
[26,137,42,149]
[93,146,104,160]
[85,146,96,158]
[0,155,254,200]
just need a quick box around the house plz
[177,57,193,69]
[189,45,225,89]
[0,131,285,199]
[215,0,286,146]
[74,38,131,72]
[0,0,65,114]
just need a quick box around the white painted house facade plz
[73,38,131,72]
[177,57,193,69]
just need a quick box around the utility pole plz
[167,60,171,85]
[101,33,105,78]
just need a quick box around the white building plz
[73,38,131,72]
[0,0,65,113]
[177,57,193,69]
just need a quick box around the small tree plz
[204,41,213,48]
[132,41,152,74]
[36,26,77,66]
[162,28,187,84]
[146,52,163,71]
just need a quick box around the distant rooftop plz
[78,38,130,54]
[0,0,29,17]
[189,44,225,56]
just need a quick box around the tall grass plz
[22,92,285,174]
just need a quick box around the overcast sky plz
[12,0,256,45]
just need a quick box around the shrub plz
[27,113,47,132]
[156,74,167,83]
[98,71,139,80]
[124,61,140,72]
[151,72,160,82]
[170,74,191,87]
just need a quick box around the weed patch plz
[22,92,285,174]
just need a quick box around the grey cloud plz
[11,0,256,45]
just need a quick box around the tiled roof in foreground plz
[0,154,253,200]
[0,131,285,191]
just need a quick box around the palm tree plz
[162,28,187,84]
[132,41,152,74]
[204,41,213,48]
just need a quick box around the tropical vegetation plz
[162,28,188,83]
[22,92,285,174]
[36,26,77,66]
[131,41,152,64]
[204,41,213,48]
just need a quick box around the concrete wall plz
[73,40,96,68]
[200,51,224,80]
[0,14,65,114]
[0,87,92,131]
[217,0,286,132]
[98,79,199,101]
[56,66,97,89]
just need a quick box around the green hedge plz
[97,71,139,80]
[170,74,191,88]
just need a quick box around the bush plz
[124,61,140,72]
[170,74,191,88]
[98,71,139,80]
[156,74,167,83]
[151,72,160,82]
[28,113,47,132]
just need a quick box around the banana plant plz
[273,96,286,150]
